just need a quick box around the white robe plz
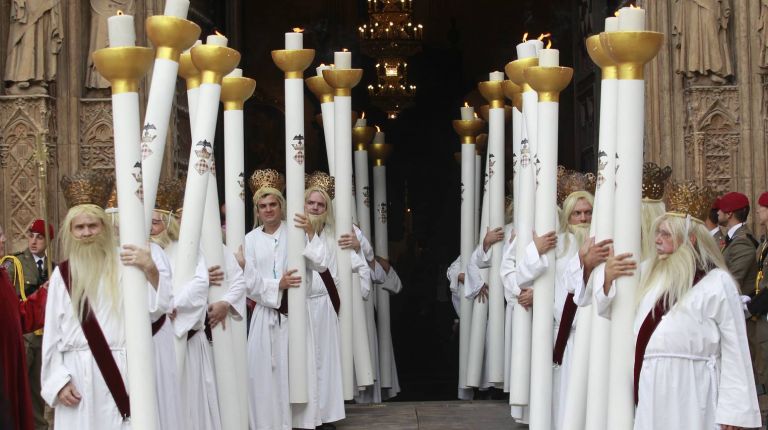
[376,264,402,401]
[148,243,183,430]
[41,255,165,429]
[306,228,345,423]
[166,243,221,430]
[596,267,761,429]
[446,255,483,400]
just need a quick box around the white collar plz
[727,223,744,239]
[709,226,721,237]
[33,254,44,264]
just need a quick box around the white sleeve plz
[382,268,403,294]
[710,270,762,427]
[500,238,521,299]
[354,225,375,262]
[220,246,246,319]
[148,243,173,321]
[40,269,71,407]
[464,260,485,299]
[447,257,460,295]
[471,243,492,269]
[594,269,615,319]
[371,261,388,284]
[516,240,548,287]
[172,254,210,336]
[303,232,330,273]
[358,266,372,300]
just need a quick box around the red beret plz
[711,197,720,210]
[28,219,54,240]
[759,192,768,208]
[717,192,749,213]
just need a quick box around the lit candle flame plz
[320,63,325,67]
[522,32,529,42]
[293,27,304,33]
[375,125,381,132]
[342,48,349,52]
[473,112,479,119]
[464,101,469,107]
[614,10,620,17]
[630,4,639,9]
[538,32,551,41]
[546,39,552,49]
[117,10,124,15]
[361,112,366,119]
[215,30,225,37]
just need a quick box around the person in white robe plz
[598,208,761,429]
[302,183,346,425]
[41,199,167,429]
[372,257,403,401]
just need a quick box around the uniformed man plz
[705,199,725,248]
[749,192,768,318]
[6,219,55,430]
[718,192,765,394]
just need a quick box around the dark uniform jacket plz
[748,237,768,315]
[6,249,55,347]
[723,224,759,296]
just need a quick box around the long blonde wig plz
[558,191,594,257]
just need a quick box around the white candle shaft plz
[539,49,560,67]
[201,174,243,429]
[142,59,182,236]
[618,7,645,31]
[354,150,372,245]
[355,118,367,128]
[334,95,355,400]
[335,51,352,69]
[111,92,159,429]
[607,79,645,430]
[352,273,374,386]
[516,42,537,59]
[474,154,482,243]
[460,106,474,120]
[489,71,505,81]
[207,34,228,46]
[487,107,506,383]
[224,109,246,252]
[372,165,393,388]
[320,102,336,176]
[465,150,491,387]
[459,142,476,389]
[373,165,389,260]
[284,77,309,404]
[528,100,559,430]
[605,17,619,32]
[512,107,522,226]
[373,131,385,144]
[585,303,611,430]
[107,14,136,47]
[187,87,200,125]
[163,0,190,18]
[285,32,303,50]
[353,149,375,387]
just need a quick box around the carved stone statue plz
[672,0,733,84]
[759,0,768,69]
[4,0,64,95]
[85,0,134,90]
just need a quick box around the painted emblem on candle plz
[292,134,305,165]
[363,186,370,207]
[194,140,213,175]
[520,138,530,168]
[534,155,541,186]
[209,159,217,176]
[488,153,496,179]
[460,181,465,203]
[131,161,144,201]
[238,172,245,201]
[377,202,388,224]
[597,150,608,188]
[141,123,157,160]
[512,152,518,171]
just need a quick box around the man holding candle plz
[598,183,760,429]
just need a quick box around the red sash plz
[151,314,166,336]
[278,269,340,315]
[59,261,131,420]
[633,269,706,405]
[553,292,577,365]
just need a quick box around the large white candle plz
[107,13,135,47]
[163,0,190,18]
[605,17,619,32]
[373,130,385,144]
[489,71,505,81]
[335,51,352,69]
[538,49,560,67]
[355,117,367,128]
[517,41,537,59]
[618,7,645,31]
[527,38,544,54]
[460,104,474,120]
[285,31,303,50]
[207,33,228,47]
[459,138,476,391]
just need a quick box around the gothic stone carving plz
[79,98,115,171]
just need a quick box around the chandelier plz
[359,0,423,119]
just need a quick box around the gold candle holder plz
[368,143,393,167]
[221,76,256,111]
[599,31,663,80]
[272,49,316,78]
[478,80,505,109]
[502,80,523,111]
[179,49,201,90]
[505,57,539,92]
[145,15,201,62]
[323,69,364,96]
[306,75,334,103]
[191,45,241,85]
[585,34,617,80]
[352,126,376,151]
[452,119,485,144]
[523,66,573,102]
[92,47,154,94]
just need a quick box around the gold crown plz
[664,181,717,223]
[156,178,185,213]
[556,166,596,206]
[306,171,335,200]
[106,184,118,209]
[642,162,672,200]
[249,169,285,194]
[61,170,114,209]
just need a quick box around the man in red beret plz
[6,219,55,430]
[749,193,768,318]
[717,192,766,392]
[705,198,725,249]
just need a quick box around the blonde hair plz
[60,204,120,319]
[558,191,594,257]
[305,187,335,231]
[641,200,666,262]
[149,210,180,249]
[252,187,286,228]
